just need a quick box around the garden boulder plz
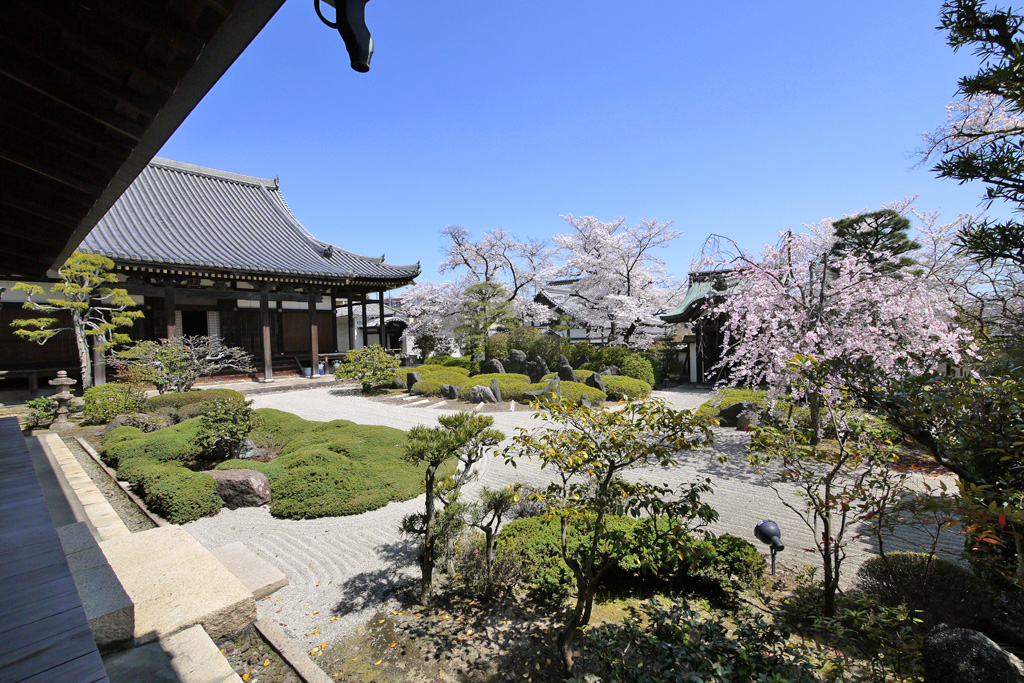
[557,355,577,383]
[585,372,607,394]
[525,377,560,399]
[210,469,272,509]
[490,378,503,402]
[526,357,549,384]
[597,364,620,376]
[718,401,759,428]
[235,437,261,460]
[573,354,590,369]
[923,624,1024,683]
[469,385,498,403]
[440,384,462,400]
[481,359,505,374]
[392,377,407,389]
[406,372,423,392]
[505,349,528,374]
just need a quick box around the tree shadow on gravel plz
[329,539,418,617]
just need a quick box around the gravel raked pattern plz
[182,384,961,653]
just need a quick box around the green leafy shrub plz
[144,389,245,413]
[192,398,264,459]
[563,342,598,368]
[83,382,146,423]
[485,332,510,361]
[335,344,400,392]
[507,326,543,357]
[855,552,982,630]
[577,601,821,683]
[217,413,455,519]
[645,341,683,385]
[592,345,631,369]
[25,396,57,428]
[622,355,655,388]
[495,515,757,606]
[602,375,652,400]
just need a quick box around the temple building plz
[1,158,420,384]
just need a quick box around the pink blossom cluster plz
[711,226,976,400]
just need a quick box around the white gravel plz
[183,384,960,649]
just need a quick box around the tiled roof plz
[79,158,419,284]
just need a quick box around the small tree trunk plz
[73,313,93,389]
[421,465,437,606]
[808,390,821,445]
[483,527,495,601]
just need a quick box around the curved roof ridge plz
[150,157,277,189]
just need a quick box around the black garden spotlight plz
[754,520,785,576]
[315,0,374,72]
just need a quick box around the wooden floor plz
[0,417,108,682]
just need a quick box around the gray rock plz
[472,352,485,362]
[505,349,528,374]
[923,624,1024,683]
[585,372,607,394]
[526,357,549,384]
[210,469,272,509]
[406,371,423,391]
[597,364,620,376]
[719,401,759,428]
[481,358,505,374]
[235,437,261,460]
[392,377,408,389]
[490,378,503,403]
[557,355,577,383]
[573,354,590,369]
[524,377,560,399]
[579,393,592,407]
[440,384,462,400]
[469,385,498,403]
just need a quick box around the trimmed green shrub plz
[463,373,531,401]
[495,515,764,607]
[424,356,479,375]
[855,552,982,629]
[603,375,652,400]
[216,413,456,519]
[563,342,598,368]
[622,355,655,388]
[144,389,244,413]
[485,332,510,361]
[192,398,264,459]
[522,381,605,404]
[83,382,146,423]
[542,369,595,382]
[101,419,204,467]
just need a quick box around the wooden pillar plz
[164,284,176,339]
[330,293,338,352]
[378,291,386,350]
[346,297,355,351]
[260,289,274,382]
[360,297,368,349]
[308,290,320,378]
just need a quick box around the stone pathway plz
[183,385,961,652]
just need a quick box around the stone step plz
[209,542,289,600]
[99,526,256,645]
[103,624,242,683]
[57,522,134,650]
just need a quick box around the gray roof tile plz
[79,158,419,283]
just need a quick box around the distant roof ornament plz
[322,245,334,259]
[314,0,373,73]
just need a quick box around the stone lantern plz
[48,370,77,427]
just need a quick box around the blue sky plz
[159,1,997,282]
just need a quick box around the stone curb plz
[76,436,169,528]
[254,618,332,683]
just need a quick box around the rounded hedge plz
[622,355,655,388]
[83,383,146,423]
[603,375,652,400]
